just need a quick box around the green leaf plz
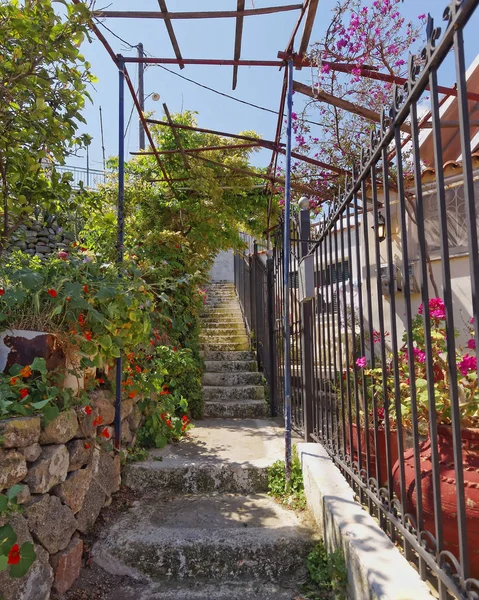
[98,335,112,350]
[6,485,24,501]
[30,399,51,410]
[0,496,8,513]
[30,358,47,375]
[0,554,8,572]
[0,524,17,554]
[17,271,44,290]
[42,405,59,425]
[9,542,36,578]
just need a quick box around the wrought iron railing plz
[55,164,107,189]
[236,1,479,597]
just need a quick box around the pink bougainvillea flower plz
[355,356,367,368]
[429,298,446,320]
[47,288,57,298]
[467,338,476,350]
[413,347,426,363]
[372,331,381,343]
[458,354,477,376]
[7,544,20,565]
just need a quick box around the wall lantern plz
[373,211,387,242]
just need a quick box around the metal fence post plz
[267,256,277,417]
[299,208,314,442]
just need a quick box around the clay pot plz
[348,422,401,486]
[392,425,479,577]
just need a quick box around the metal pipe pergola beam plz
[297,0,319,58]
[122,57,285,66]
[277,52,479,103]
[93,5,303,20]
[293,80,412,134]
[157,0,185,69]
[130,142,261,155]
[232,0,245,90]
[146,117,347,174]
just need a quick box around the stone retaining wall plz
[5,218,75,259]
[0,389,142,599]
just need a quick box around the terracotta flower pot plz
[392,425,479,577]
[348,422,401,487]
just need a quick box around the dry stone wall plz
[0,389,143,599]
[5,218,75,260]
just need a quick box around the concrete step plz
[199,334,250,344]
[201,351,255,361]
[204,360,258,373]
[202,308,244,315]
[203,385,265,401]
[124,419,284,494]
[92,493,316,583]
[105,580,301,600]
[201,326,247,336]
[202,372,263,386]
[204,400,268,418]
[200,319,246,327]
[200,342,250,351]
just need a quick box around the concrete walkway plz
[90,283,316,599]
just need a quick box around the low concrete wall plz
[298,443,435,600]
[209,251,234,282]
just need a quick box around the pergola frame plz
[73,0,466,473]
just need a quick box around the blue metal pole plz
[115,55,125,450]
[283,59,294,480]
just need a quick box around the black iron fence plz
[236,1,479,597]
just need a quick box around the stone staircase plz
[200,283,268,419]
[89,282,316,600]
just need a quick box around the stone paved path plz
[75,283,316,599]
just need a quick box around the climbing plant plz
[0,0,95,254]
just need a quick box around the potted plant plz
[344,353,407,487]
[391,298,479,576]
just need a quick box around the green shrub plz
[303,541,348,600]
[267,446,306,510]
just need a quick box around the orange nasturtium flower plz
[9,377,18,385]
[19,365,32,379]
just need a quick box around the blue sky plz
[71,0,479,172]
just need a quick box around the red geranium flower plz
[159,390,170,396]
[160,412,167,421]
[173,347,177,352]
[47,289,57,298]
[181,415,189,423]
[78,314,85,326]
[19,388,29,399]
[135,365,141,373]
[93,415,103,426]
[83,405,92,415]
[97,378,105,385]
[166,419,173,429]
[7,544,20,565]
[85,332,92,341]
[0,289,5,296]
[83,284,89,294]
[100,427,111,439]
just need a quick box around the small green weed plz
[267,446,306,510]
[123,446,149,464]
[303,541,348,599]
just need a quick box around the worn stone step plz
[204,400,268,418]
[200,319,246,328]
[104,580,301,600]
[93,493,316,583]
[201,325,247,335]
[202,308,244,315]
[204,360,258,373]
[203,385,264,401]
[124,419,284,495]
[200,342,250,351]
[199,334,250,345]
[202,372,263,386]
[201,351,255,361]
